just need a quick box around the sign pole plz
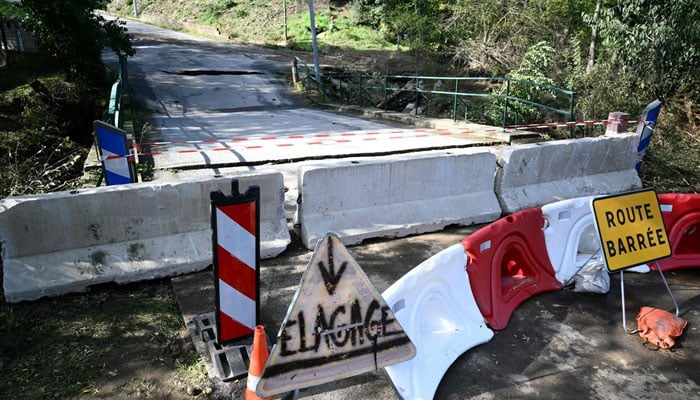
[590,188,677,333]
[619,262,679,334]
[619,270,637,334]
[653,261,679,316]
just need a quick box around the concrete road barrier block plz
[1,171,289,302]
[297,149,502,249]
[495,133,642,214]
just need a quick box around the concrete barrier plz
[1,171,289,302]
[495,133,642,214]
[296,149,502,249]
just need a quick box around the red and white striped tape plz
[100,129,437,160]
[505,119,650,131]
[99,119,652,161]
[215,201,257,342]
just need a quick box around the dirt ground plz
[0,279,218,400]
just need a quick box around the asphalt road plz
[103,18,499,176]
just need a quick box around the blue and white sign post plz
[94,120,136,185]
[635,100,662,172]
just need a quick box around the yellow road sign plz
[591,188,671,271]
[256,233,416,397]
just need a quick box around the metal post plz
[359,75,363,107]
[384,76,388,112]
[452,79,458,121]
[502,80,510,130]
[568,92,576,138]
[307,0,322,82]
[620,271,637,334]
[132,0,138,17]
[655,261,680,317]
[620,262,680,334]
[283,0,288,43]
[415,78,420,116]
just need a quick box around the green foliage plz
[600,0,700,102]
[0,73,101,196]
[481,41,559,124]
[350,0,386,28]
[18,0,134,84]
[563,38,641,121]
[286,11,395,52]
[382,1,446,50]
[198,0,238,25]
[0,1,24,19]
[505,41,557,122]
[446,0,589,74]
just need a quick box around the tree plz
[446,0,593,75]
[600,0,700,102]
[19,0,134,84]
[586,0,602,73]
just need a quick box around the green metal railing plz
[294,56,576,136]
[103,56,128,129]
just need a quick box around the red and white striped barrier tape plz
[100,129,440,160]
[98,119,651,161]
[505,119,650,131]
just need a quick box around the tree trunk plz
[587,0,602,73]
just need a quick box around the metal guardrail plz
[294,56,576,137]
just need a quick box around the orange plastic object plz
[246,325,273,400]
[651,193,700,271]
[462,208,563,330]
[636,306,687,349]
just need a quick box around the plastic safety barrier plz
[651,193,700,271]
[462,208,563,330]
[383,244,494,400]
[542,196,601,284]
[542,196,650,281]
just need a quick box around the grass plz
[105,0,401,50]
[0,280,208,400]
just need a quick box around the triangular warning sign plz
[257,233,416,397]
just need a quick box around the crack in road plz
[160,69,264,76]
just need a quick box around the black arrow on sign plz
[318,238,347,295]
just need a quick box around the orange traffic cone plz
[244,325,273,400]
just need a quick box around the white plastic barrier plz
[542,195,649,286]
[296,149,502,249]
[1,172,289,302]
[495,133,642,214]
[542,195,601,284]
[383,244,494,400]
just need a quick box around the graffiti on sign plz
[256,233,416,397]
[591,188,671,271]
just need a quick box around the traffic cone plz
[244,325,273,400]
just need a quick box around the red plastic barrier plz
[462,208,562,330]
[650,193,700,271]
